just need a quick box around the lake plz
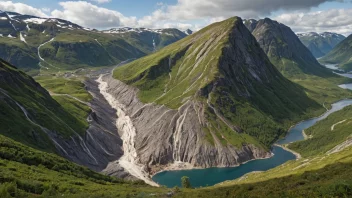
[152,99,352,187]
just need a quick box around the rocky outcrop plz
[99,73,271,172]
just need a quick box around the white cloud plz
[91,0,111,4]
[0,0,351,34]
[41,7,51,13]
[136,0,343,31]
[0,1,47,17]
[152,0,338,21]
[275,8,352,36]
[51,1,137,29]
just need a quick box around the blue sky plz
[3,0,352,35]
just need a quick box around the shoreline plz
[151,152,274,178]
[274,144,301,159]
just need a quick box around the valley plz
[0,7,352,198]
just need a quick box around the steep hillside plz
[0,59,86,151]
[176,104,352,197]
[0,59,136,181]
[290,105,352,157]
[107,17,322,176]
[0,11,187,71]
[298,32,345,58]
[177,146,352,197]
[320,34,352,71]
[0,134,166,197]
[245,18,352,106]
[244,18,330,78]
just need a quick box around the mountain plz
[184,29,193,35]
[297,32,346,58]
[107,16,321,175]
[244,18,331,78]
[320,34,352,71]
[244,18,352,106]
[0,11,187,71]
[0,58,140,181]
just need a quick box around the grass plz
[0,60,90,153]
[175,143,352,197]
[0,135,169,198]
[0,16,186,71]
[289,106,352,157]
[35,76,92,102]
[113,17,233,108]
[270,57,352,108]
[113,17,327,149]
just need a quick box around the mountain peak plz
[297,31,346,57]
[245,18,332,77]
[184,29,193,35]
[107,16,320,169]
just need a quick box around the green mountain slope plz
[320,34,352,71]
[114,16,321,147]
[0,11,187,71]
[290,105,352,157]
[177,147,352,197]
[245,18,352,106]
[0,59,89,153]
[177,104,352,197]
[0,134,166,197]
[297,32,346,58]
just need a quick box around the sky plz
[2,0,352,35]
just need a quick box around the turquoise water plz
[152,99,352,188]
[152,146,294,187]
[278,99,352,144]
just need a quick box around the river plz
[152,64,352,188]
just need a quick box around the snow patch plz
[20,32,27,44]
[23,18,47,24]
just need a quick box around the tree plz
[181,176,192,188]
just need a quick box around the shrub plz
[181,176,192,188]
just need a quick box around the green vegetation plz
[34,75,93,132]
[0,60,89,153]
[320,34,352,71]
[0,134,168,197]
[181,176,192,189]
[289,106,352,157]
[271,57,352,107]
[176,142,352,197]
[114,17,324,149]
[248,18,352,108]
[35,76,92,102]
[0,12,188,71]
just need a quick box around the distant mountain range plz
[320,34,352,71]
[297,32,346,58]
[0,11,188,71]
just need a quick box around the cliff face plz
[99,74,271,170]
[106,17,319,178]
